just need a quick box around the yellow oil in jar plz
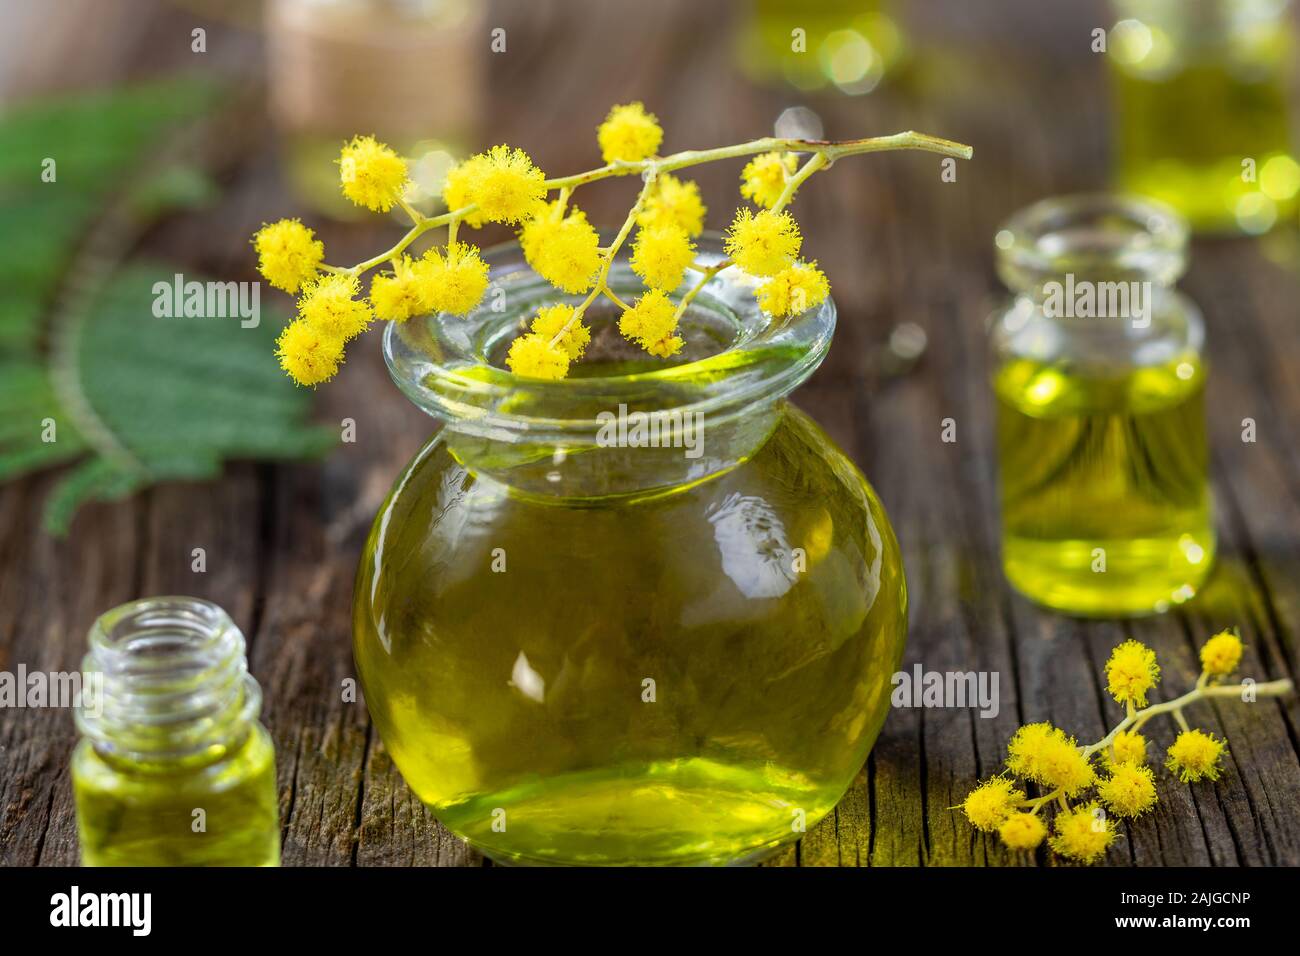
[353,408,908,865]
[995,355,1215,616]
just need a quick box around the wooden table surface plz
[2,0,1298,867]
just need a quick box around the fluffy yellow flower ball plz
[756,261,829,316]
[275,319,345,387]
[338,135,409,213]
[252,218,324,293]
[520,203,602,294]
[1097,764,1158,817]
[506,332,570,380]
[1166,729,1226,783]
[444,145,548,226]
[1006,722,1095,796]
[1200,630,1244,678]
[740,151,798,208]
[724,208,802,277]
[961,777,1024,832]
[297,273,373,341]
[619,289,683,358]
[1049,804,1116,865]
[629,225,695,291]
[1105,640,1161,707]
[998,812,1047,850]
[529,304,590,360]
[1107,729,1148,768]
[369,255,433,322]
[597,102,663,163]
[637,173,706,237]
[424,242,490,315]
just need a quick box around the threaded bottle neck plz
[76,597,262,768]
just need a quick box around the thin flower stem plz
[396,196,426,226]
[549,176,655,347]
[1022,791,1061,814]
[1081,678,1293,757]
[542,130,972,191]
[771,152,827,212]
[601,287,632,311]
[346,206,469,275]
[673,261,731,322]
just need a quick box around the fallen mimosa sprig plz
[251,104,971,385]
[958,629,1293,863]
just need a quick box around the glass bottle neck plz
[76,598,262,771]
[995,193,1189,325]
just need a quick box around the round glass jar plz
[352,238,908,865]
[990,194,1215,617]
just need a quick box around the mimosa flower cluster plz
[251,109,971,385]
[958,629,1292,864]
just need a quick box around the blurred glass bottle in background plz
[1108,0,1298,234]
[265,0,485,219]
[737,0,905,95]
[990,196,1215,617]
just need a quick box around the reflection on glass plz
[1108,0,1297,234]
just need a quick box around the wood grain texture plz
[1,0,1296,867]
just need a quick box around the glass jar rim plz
[994,192,1189,291]
[383,235,835,443]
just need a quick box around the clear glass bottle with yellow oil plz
[1108,0,1298,233]
[990,195,1215,617]
[72,598,280,866]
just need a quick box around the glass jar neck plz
[76,598,262,771]
[439,394,789,500]
[995,193,1189,324]
[386,237,834,499]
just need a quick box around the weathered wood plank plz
[0,478,141,867]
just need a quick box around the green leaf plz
[0,77,222,354]
[0,79,337,535]
[27,263,335,534]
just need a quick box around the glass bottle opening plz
[382,235,837,497]
[994,193,1189,294]
[77,597,261,765]
[384,235,835,445]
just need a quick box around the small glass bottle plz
[73,598,280,866]
[990,195,1215,617]
[1108,0,1298,233]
